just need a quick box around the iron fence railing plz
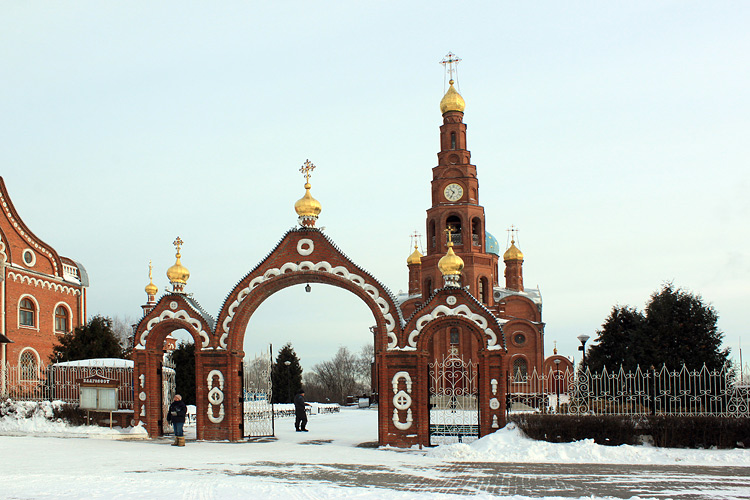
[1,362,134,410]
[508,364,750,418]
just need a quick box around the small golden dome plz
[166,237,190,288]
[145,260,158,296]
[294,183,322,218]
[407,244,422,265]
[438,242,464,276]
[503,239,524,261]
[440,79,465,114]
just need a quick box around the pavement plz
[225,459,750,499]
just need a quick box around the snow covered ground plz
[1,401,749,499]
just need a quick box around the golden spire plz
[145,260,158,296]
[438,227,464,285]
[504,225,524,261]
[294,159,322,227]
[407,243,422,265]
[166,237,190,293]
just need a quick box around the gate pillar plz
[379,351,420,448]
[197,350,239,441]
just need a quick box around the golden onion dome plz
[166,252,190,285]
[145,280,158,296]
[503,239,524,261]
[406,244,423,265]
[440,79,465,114]
[294,183,322,218]
[438,242,464,276]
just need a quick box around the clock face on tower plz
[443,183,463,202]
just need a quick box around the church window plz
[512,357,528,381]
[479,277,489,304]
[429,220,436,249]
[424,278,433,298]
[472,218,481,246]
[450,328,459,345]
[55,306,69,333]
[22,249,36,266]
[19,298,35,327]
[446,216,462,245]
[513,333,526,345]
[19,350,38,381]
[450,132,456,150]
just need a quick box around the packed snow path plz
[1,405,749,499]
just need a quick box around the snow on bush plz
[0,399,146,437]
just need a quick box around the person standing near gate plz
[294,389,310,432]
[167,394,188,446]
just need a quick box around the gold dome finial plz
[294,159,322,227]
[145,260,158,296]
[504,225,524,261]
[439,52,465,114]
[407,243,423,265]
[438,227,464,287]
[166,237,190,293]
[553,341,558,355]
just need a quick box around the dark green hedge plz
[508,414,750,449]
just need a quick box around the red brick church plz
[0,177,89,378]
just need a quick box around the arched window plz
[512,357,528,381]
[450,132,456,150]
[478,277,489,304]
[19,298,35,327]
[55,306,69,333]
[429,220,436,249]
[19,350,38,380]
[446,215,462,245]
[471,217,481,246]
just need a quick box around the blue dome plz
[485,231,500,256]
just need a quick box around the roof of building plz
[485,231,500,256]
[493,286,543,306]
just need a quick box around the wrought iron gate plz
[161,353,176,435]
[429,352,479,445]
[242,345,274,438]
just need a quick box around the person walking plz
[294,389,310,432]
[167,394,188,446]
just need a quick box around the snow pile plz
[428,422,750,466]
[0,399,146,438]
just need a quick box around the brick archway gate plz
[215,227,404,443]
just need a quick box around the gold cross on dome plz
[440,52,461,80]
[444,225,455,244]
[300,159,316,184]
[148,260,153,280]
[173,237,183,255]
[506,225,519,244]
[411,230,422,250]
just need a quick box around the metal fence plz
[508,364,750,418]
[1,362,134,410]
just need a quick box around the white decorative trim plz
[407,304,497,348]
[492,415,499,428]
[491,378,498,395]
[446,295,457,305]
[8,271,81,295]
[136,308,210,350]
[296,239,314,256]
[139,374,145,389]
[52,301,73,333]
[489,398,500,410]
[221,260,397,349]
[391,371,413,430]
[1,194,59,276]
[0,240,7,264]
[139,391,147,401]
[207,369,225,424]
[169,301,178,310]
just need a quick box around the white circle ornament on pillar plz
[446,296,457,305]
[297,239,314,256]
[489,398,500,410]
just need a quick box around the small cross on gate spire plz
[440,52,461,82]
[173,237,183,256]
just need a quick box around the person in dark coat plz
[167,394,188,446]
[294,389,310,432]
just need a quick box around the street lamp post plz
[554,358,561,413]
[577,334,590,369]
[284,360,292,403]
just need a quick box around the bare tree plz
[308,346,362,404]
[356,344,374,390]
[243,355,271,392]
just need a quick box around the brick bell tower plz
[419,53,500,307]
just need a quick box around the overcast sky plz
[2,2,748,369]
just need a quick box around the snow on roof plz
[52,358,133,368]
[493,286,543,306]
